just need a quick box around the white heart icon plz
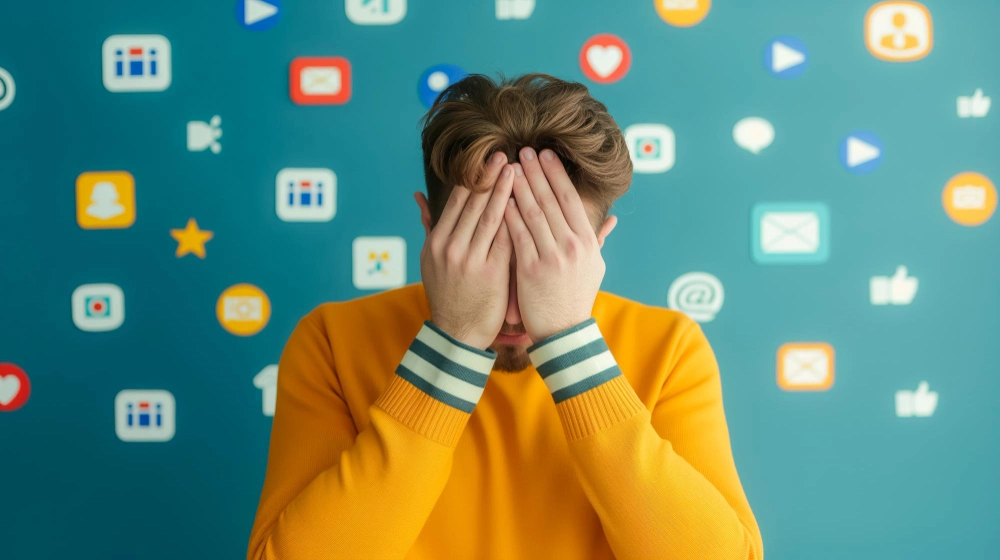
[0,375,21,406]
[586,45,623,78]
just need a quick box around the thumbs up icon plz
[870,266,919,305]
[957,89,991,118]
[895,381,938,418]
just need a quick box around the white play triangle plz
[772,41,806,73]
[245,0,279,25]
[846,137,881,167]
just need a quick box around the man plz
[247,73,763,559]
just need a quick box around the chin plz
[491,343,532,373]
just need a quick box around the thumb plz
[893,265,908,280]
[915,381,929,395]
[974,88,984,99]
[489,219,513,263]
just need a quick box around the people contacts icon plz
[86,182,126,221]
[865,2,932,62]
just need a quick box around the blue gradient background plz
[1,1,998,558]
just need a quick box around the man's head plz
[415,73,633,373]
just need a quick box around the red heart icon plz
[579,34,632,84]
[0,363,31,412]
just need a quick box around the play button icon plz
[765,36,808,79]
[237,0,280,31]
[839,131,884,174]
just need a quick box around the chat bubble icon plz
[733,117,775,155]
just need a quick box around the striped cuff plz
[395,321,497,413]
[527,318,623,404]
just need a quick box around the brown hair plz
[419,73,633,229]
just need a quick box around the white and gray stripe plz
[396,321,496,413]
[527,319,622,403]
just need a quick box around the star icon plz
[171,218,214,259]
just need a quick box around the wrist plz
[431,319,492,350]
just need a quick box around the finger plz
[538,148,593,236]
[504,198,539,264]
[451,152,509,245]
[435,184,471,238]
[511,163,557,257]
[488,213,513,264]
[519,147,573,242]
[470,164,515,260]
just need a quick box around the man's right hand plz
[419,151,515,349]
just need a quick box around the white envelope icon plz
[781,349,829,386]
[760,211,820,254]
[300,66,341,95]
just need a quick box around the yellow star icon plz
[171,218,214,259]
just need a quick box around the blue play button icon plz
[765,36,808,79]
[237,0,281,31]
[839,131,884,174]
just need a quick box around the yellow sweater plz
[247,283,763,560]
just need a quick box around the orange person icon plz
[865,2,932,62]
[879,12,919,51]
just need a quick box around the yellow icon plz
[865,1,932,62]
[368,251,390,275]
[777,343,834,392]
[216,284,271,336]
[170,218,214,259]
[76,171,136,229]
[942,172,997,227]
[655,0,711,27]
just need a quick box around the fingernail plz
[502,165,511,177]
[521,147,535,161]
[540,149,555,161]
[491,152,505,165]
[514,164,524,176]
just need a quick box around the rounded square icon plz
[102,34,172,92]
[353,236,406,290]
[751,202,830,265]
[72,283,125,332]
[276,168,337,222]
[777,342,834,391]
[115,389,175,442]
[346,0,406,25]
[865,1,932,62]
[290,57,352,105]
[76,171,136,229]
[624,124,675,174]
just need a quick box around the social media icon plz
[957,89,991,118]
[170,218,214,259]
[0,363,31,413]
[0,67,15,111]
[733,117,774,155]
[942,172,997,227]
[580,34,631,84]
[865,1,932,62]
[72,284,125,332]
[777,342,834,391]
[76,171,136,229]
[418,64,467,108]
[276,168,337,222]
[839,131,883,174]
[752,203,830,265]
[667,272,724,323]
[655,0,711,27]
[870,266,918,305]
[115,390,175,442]
[353,237,406,290]
[290,57,351,105]
[187,116,222,154]
[895,381,938,417]
[496,0,534,19]
[237,0,280,31]
[624,124,675,173]
[102,35,172,92]
[217,284,271,336]
[765,36,808,78]
[346,0,406,25]
[253,365,278,417]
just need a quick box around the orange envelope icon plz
[777,343,835,391]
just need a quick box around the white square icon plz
[353,236,406,290]
[276,168,337,222]
[346,0,406,25]
[496,0,535,19]
[102,35,172,92]
[624,124,675,173]
[115,390,176,442]
[72,283,125,332]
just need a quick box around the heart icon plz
[0,375,21,406]
[586,45,623,78]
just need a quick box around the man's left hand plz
[504,147,607,343]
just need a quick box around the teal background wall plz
[1,0,998,558]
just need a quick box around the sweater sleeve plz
[526,317,764,560]
[246,314,496,560]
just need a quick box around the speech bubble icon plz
[733,117,775,155]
